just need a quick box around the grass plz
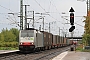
[76,47,83,52]
[82,49,90,52]
[76,47,90,52]
[0,47,18,50]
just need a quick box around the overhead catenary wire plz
[0,4,20,27]
[34,0,46,12]
[33,0,68,33]
[34,0,63,25]
[0,5,13,12]
[50,0,84,28]
[62,17,84,27]
[20,0,80,31]
[7,15,19,26]
[34,0,84,28]
[0,0,21,22]
[0,0,85,31]
[48,0,52,12]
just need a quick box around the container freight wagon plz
[48,33,53,49]
[60,36,63,47]
[52,35,57,48]
[66,39,73,46]
[59,36,62,47]
[56,35,60,48]
[41,31,50,50]
[36,31,44,50]
[63,38,67,46]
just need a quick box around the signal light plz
[70,13,74,25]
[69,26,75,32]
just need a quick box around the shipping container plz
[41,31,49,47]
[36,31,43,47]
[63,38,67,46]
[52,35,57,46]
[48,33,53,46]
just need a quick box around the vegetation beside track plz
[0,28,19,50]
[76,44,90,52]
[0,47,18,50]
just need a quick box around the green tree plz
[83,16,90,46]
[82,34,90,46]
[0,34,4,42]
[0,28,17,42]
[10,28,19,42]
[83,16,90,34]
[0,28,19,48]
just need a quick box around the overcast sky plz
[0,0,87,36]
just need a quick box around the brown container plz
[63,38,67,44]
[60,37,63,44]
[60,36,64,46]
[55,35,58,45]
[41,31,49,46]
[58,36,60,44]
[70,40,73,45]
[52,35,57,46]
[48,33,53,46]
[56,35,58,44]
[63,37,68,46]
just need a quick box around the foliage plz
[10,28,19,42]
[83,16,90,46]
[83,16,90,34]
[0,28,19,50]
[83,49,90,52]
[76,46,90,52]
[76,47,83,52]
[0,47,18,50]
[82,34,90,46]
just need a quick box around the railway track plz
[0,46,70,60]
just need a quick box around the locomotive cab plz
[19,28,43,52]
[19,30,35,51]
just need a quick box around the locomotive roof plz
[40,31,53,34]
[22,28,53,34]
[26,28,38,31]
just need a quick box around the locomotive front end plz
[19,30,35,52]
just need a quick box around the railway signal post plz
[69,7,76,51]
[69,7,75,32]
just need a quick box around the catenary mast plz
[20,0,23,30]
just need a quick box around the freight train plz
[19,28,73,52]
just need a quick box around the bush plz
[83,49,90,52]
[0,42,18,47]
[76,47,83,51]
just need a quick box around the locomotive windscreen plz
[21,31,34,37]
[20,30,34,42]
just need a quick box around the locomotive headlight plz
[31,43,34,44]
[20,43,23,45]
